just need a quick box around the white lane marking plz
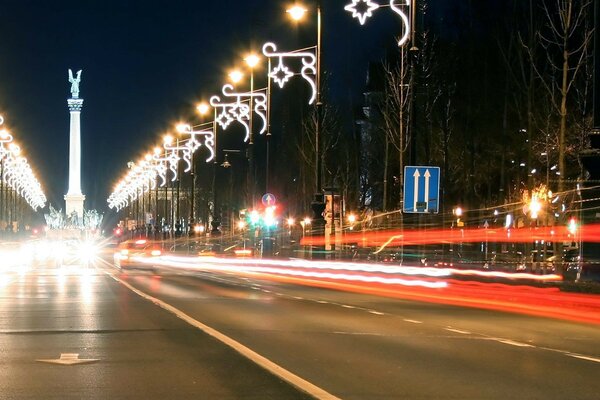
[262,289,272,293]
[494,339,535,348]
[106,270,341,400]
[368,310,385,315]
[403,319,423,324]
[292,296,304,300]
[333,331,383,336]
[444,327,471,335]
[566,353,600,363]
[316,300,328,304]
[341,305,356,309]
[37,353,99,365]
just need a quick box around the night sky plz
[0,1,421,218]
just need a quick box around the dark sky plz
[0,0,409,216]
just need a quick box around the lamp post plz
[230,53,261,207]
[287,2,326,252]
[209,106,221,234]
[221,149,242,237]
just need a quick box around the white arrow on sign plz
[36,353,99,366]
[423,169,431,212]
[413,169,420,211]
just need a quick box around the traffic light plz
[264,206,277,227]
[249,210,260,226]
[568,217,578,235]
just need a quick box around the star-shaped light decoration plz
[215,109,234,129]
[270,62,294,88]
[263,42,317,104]
[344,0,380,25]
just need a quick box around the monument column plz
[64,69,85,219]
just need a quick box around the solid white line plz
[403,319,423,324]
[444,327,471,335]
[106,270,341,400]
[566,353,600,363]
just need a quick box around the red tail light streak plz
[299,223,597,247]
[136,255,600,325]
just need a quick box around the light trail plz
[299,223,600,248]
[121,254,600,325]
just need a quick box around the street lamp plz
[286,1,326,247]
[198,102,222,234]
[230,53,262,206]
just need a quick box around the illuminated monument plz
[64,69,86,219]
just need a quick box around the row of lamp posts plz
[109,1,414,246]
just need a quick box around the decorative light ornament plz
[344,0,411,47]
[163,141,183,182]
[176,123,216,163]
[152,151,169,188]
[210,84,268,142]
[262,42,317,104]
[344,0,380,25]
[222,84,267,136]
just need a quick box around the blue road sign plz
[403,166,440,213]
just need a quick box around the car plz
[114,239,162,270]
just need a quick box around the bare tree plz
[532,0,593,192]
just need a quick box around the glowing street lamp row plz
[108,1,412,211]
[0,115,47,211]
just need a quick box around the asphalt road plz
[2,257,600,399]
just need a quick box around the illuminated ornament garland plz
[222,84,268,136]
[210,84,267,142]
[0,115,46,210]
[344,0,380,25]
[152,152,170,188]
[163,142,184,182]
[210,94,249,136]
[177,124,216,163]
[344,0,411,47]
[262,42,317,104]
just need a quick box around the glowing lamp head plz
[229,69,244,84]
[197,102,210,116]
[287,217,295,226]
[237,220,247,230]
[163,135,174,145]
[303,217,312,225]
[194,224,205,233]
[347,213,357,224]
[9,143,20,155]
[287,4,307,21]
[0,129,10,139]
[454,207,463,217]
[154,147,162,156]
[176,123,190,134]
[245,54,260,68]
[144,153,152,162]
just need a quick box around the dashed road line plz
[444,327,471,335]
[403,319,423,324]
[493,338,535,348]
[368,310,385,315]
